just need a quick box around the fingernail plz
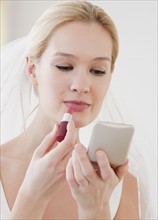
[74,143,85,152]
[96,150,105,160]
[53,123,58,129]
[67,120,74,131]
[51,123,59,134]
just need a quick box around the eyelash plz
[55,65,106,76]
[56,65,73,72]
[91,69,106,75]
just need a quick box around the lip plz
[64,100,91,111]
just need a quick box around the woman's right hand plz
[23,120,77,200]
[10,120,77,219]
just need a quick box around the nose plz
[70,72,90,94]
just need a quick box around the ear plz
[26,57,38,85]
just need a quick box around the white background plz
[1,0,157,217]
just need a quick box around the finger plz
[63,120,77,144]
[72,150,88,186]
[115,160,129,180]
[74,144,97,182]
[47,120,77,162]
[34,123,59,158]
[61,151,72,168]
[66,157,78,188]
[52,151,72,176]
[96,150,113,181]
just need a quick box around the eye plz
[55,65,73,72]
[90,68,106,76]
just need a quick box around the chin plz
[73,111,99,128]
[74,118,93,128]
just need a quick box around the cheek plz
[90,79,111,122]
[37,72,65,117]
[94,78,111,107]
[38,67,63,97]
[38,76,54,99]
[94,91,106,115]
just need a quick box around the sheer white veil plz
[1,36,38,142]
[1,36,156,219]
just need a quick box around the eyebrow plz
[52,52,111,62]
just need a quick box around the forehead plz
[44,22,112,60]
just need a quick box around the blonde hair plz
[26,0,119,72]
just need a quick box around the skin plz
[1,22,139,219]
[29,22,112,127]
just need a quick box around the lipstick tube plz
[56,108,73,142]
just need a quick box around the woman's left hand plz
[66,143,128,219]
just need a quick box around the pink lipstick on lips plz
[56,107,73,142]
[64,100,90,111]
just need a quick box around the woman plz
[1,1,139,219]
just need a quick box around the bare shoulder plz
[1,138,17,168]
[114,172,140,219]
[1,140,13,181]
[1,137,19,157]
[0,136,23,178]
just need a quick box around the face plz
[28,22,113,128]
